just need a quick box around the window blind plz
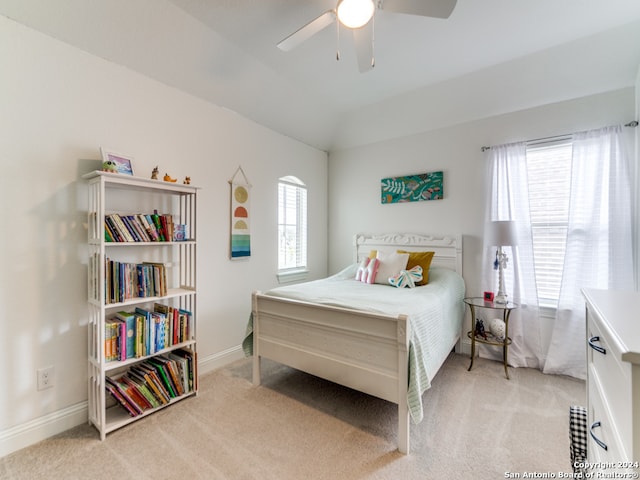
[278,178,307,271]
[526,141,572,306]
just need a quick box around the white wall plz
[636,65,640,289]
[328,87,636,354]
[0,15,327,456]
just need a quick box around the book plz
[119,215,141,242]
[151,311,166,352]
[155,355,183,396]
[168,351,190,393]
[138,362,171,402]
[104,222,115,242]
[135,307,155,356]
[144,214,160,241]
[137,214,159,241]
[109,214,135,242]
[154,303,175,348]
[105,376,144,415]
[179,309,193,343]
[150,212,166,241]
[105,216,125,242]
[105,380,140,417]
[122,373,160,409]
[104,318,125,361]
[131,364,169,405]
[146,358,177,398]
[116,376,152,411]
[115,311,137,359]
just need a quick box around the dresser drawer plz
[582,288,640,469]
[587,310,632,450]
[588,371,626,465]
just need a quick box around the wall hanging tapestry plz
[381,171,443,204]
[229,166,251,259]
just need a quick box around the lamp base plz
[494,293,508,305]
[495,248,509,304]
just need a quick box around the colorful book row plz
[105,350,196,417]
[105,305,193,361]
[105,212,184,243]
[105,259,167,304]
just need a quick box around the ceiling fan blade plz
[352,21,374,73]
[379,0,457,19]
[277,10,337,51]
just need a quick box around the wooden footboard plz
[252,291,411,454]
[250,232,464,455]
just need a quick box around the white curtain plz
[543,125,634,378]
[482,143,544,368]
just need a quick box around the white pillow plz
[374,251,409,285]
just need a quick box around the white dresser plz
[582,288,640,473]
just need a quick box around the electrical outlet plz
[37,366,55,390]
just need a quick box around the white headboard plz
[354,233,463,275]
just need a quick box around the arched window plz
[278,176,307,281]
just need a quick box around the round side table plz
[464,297,518,379]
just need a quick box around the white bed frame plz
[251,233,463,454]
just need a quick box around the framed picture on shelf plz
[100,147,134,175]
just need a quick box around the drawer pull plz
[590,421,608,451]
[588,336,606,355]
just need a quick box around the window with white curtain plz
[278,176,307,280]
[526,140,572,308]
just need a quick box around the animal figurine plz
[183,176,191,185]
[102,160,118,173]
[151,166,159,180]
[475,318,488,340]
[163,173,177,183]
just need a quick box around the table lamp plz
[487,220,517,304]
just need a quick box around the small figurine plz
[475,318,488,340]
[183,176,191,185]
[151,166,159,180]
[163,173,177,183]
[102,160,118,173]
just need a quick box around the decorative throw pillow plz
[355,258,369,282]
[389,265,423,288]
[397,250,435,285]
[374,251,409,285]
[355,257,379,284]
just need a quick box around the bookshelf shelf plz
[84,170,199,440]
[88,287,197,309]
[90,240,197,246]
[104,389,194,434]
[90,339,196,372]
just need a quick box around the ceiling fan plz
[277,0,457,73]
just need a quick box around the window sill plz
[277,269,309,284]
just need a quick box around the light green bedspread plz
[243,266,465,423]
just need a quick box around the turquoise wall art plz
[381,171,443,204]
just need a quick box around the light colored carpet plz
[0,353,585,480]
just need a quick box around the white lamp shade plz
[486,220,517,247]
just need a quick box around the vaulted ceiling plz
[2,0,640,151]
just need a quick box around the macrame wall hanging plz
[229,166,252,260]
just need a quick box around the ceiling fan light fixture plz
[336,0,375,29]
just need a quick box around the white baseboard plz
[458,335,472,356]
[0,345,246,459]
[198,344,245,375]
[0,401,88,458]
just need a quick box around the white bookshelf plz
[84,170,199,440]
